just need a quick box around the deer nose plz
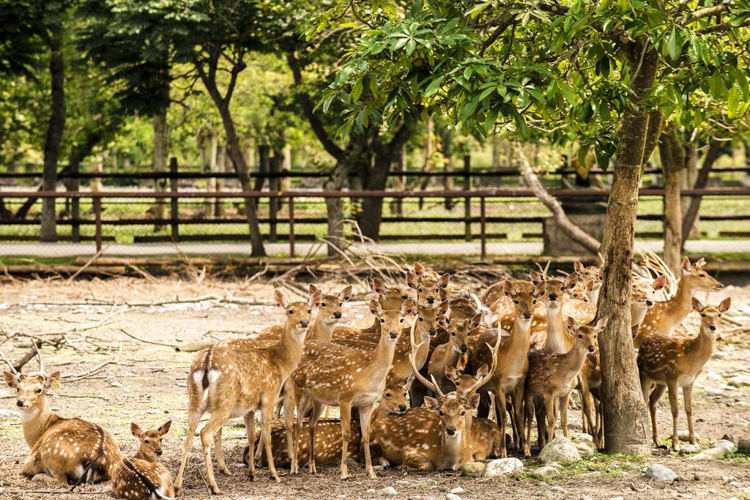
[427,296,435,304]
[709,324,717,331]
[549,293,558,301]
[646,299,654,307]
[588,346,595,353]
[399,404,407,413]
[460,345,468,353]
[429,327,436,336]
[299,320,309,328]
[523,312,532,320]
[389,331,398,339]
[446,426,457,436]
[334,312,342,319]
[156,449,162,456]
[16,400,24,408]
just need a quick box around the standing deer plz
[357,278,412,333]
[427,314,482,396]
[112,421,174,500]
[3,351,121,487]
[524,317,606,456]
[638,297,731,451]
[291,299,415,479]
[174,289,320,494]
[634,257,723,348]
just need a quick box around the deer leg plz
[558,393,570,437]
[359,404,376,479]
[523,395,533,458]
[403,451,435,471]
[496,390,508,458]
[578,376,597,444]
[513,383,525,453]
[683,384,696,445]
[260,399,280,483]
[648,384,667,448]
[339,400,353,480]
[282,382,298,475]
[199,408,233,494]
[244,412,257,480]
[175,408,202,494]
[214,428,232,475]
[307,400,323,474]
[666,380,680,451]
[544,396,556,448]
[535,400,546,448]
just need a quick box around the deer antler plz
[409,322,445,398]
[464,329,503,396]
[32,341,45,374]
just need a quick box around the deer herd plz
[2,257,733,497]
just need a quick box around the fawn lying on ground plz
[112,421,174,500]
[3,356,121,486]
[638,297,731,451]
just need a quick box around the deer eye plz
[399,318,404,323]
[438,410,444,416]
[701,313,705,317]
[321,303,327,307]
[307,310,312,314]
[339,302,343,306]
[385,393,391,398]
[578,334,583,339]
[144,440,150,444]
[418,317,424,322]
[418,288,423,293]
[401,295,408,299]
[451,332,456,336]
[288,310,294,315]
[461,411,466,416]
[699,273,705,277]
[514,300,519,304]
[533,299,537,304]
[380,318,385,324]
[36,388,42,394]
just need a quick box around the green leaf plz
[578,145,590,171]
[558,81,577,105]
[424,76,445,96]
[322,94,335,114]
[667,27,682,61]
[484,107,499,133]
[351,79,364,103]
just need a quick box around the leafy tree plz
[320,0,750,453]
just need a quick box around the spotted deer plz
[407,265,451,309]
[258,285,352,342]
[638,297,731,451]
[426,313,482,396]
[631,276,667,328]
[174,289,320,494]
[356,278,412,333]
[633,257,723,349]
[471,280,543,457]
[3,360,122,486]
[112,421,174,500]
[523,317,605,456]
[291,299,416,479]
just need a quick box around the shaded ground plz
[0,277,748,499]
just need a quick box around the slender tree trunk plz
[659,127,686,275]
[681,140,721,247]
[153,109,168,231]
[597,47,660,455]
[40,29,66,242]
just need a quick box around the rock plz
[571,432,594,443]
[450,487,465,494]
[690,448,727,461]
[574,440,596,457]
[713,439,736,453]
[531,466,560,479]
[645,464,678,482]
[582,496,595,500]
[706,371,722,382]
[678,430,700,442]
[610,497,624,500]
[380,486,398,496]
[446,494,462,500]
[548,462,564,469]
[539,436,581,465]
[483,458,524,478]
[550,486,567,494]
[679,444,701,454]
[705,387,724,396]
[728,375,750,387]
[738,437,750,451]
[109,380,122,388]
[461,461,486,477]
[0,409,18,420]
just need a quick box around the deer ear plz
[533,281,546,297]
[631,324,640,339]
[445,365,458,382]
[529,270,542,284]
[158,420,172,436]
[400,300,416,317]
[424,396,440,411]
[503,281,517,297]
[275,290,289,309]
[586,280,595,292]
[475,364,490,379]
[595,317,608,331]
[438,301,450,317]
[369,300,382,316]
[470,313,483,330]
[682,256,691,272]
[653,275,666,290]
[3,371,19,388]
[465,393,481,410]
[413,262,425,276]
[406,272,419,290]
[46,371,60,390]
[131,422,143,439]
[309,290,323,308]
[437,273,451,288]
[564,273,578,290]
[372,278,387,295]
[338,286,353,303]
[719,297,731,313]
[439,288,449,302]
[565,317,578,331]
[366,277,376,293]
[309,284,319,295]
[574,261,583,273]
[437,316,450,329]
[691,297,704,313]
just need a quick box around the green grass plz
[722,449,750,465]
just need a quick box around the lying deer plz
[523,317,606,457]
[291,299,415,479]
[3,355,121,487]
[112,421,174,499]
[638,297,731,451]
[633,257,723,348]
[175,289,320,494]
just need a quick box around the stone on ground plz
[645,464,678,482]
[446,494,462,500]
[679,444,701,454]
[531,466,560,479]
[539,436,582,465]
[460,461,486,477]
[380,486,398,496]
[571,433,596,457]
[483,458,524,478]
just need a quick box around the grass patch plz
[722,449,750,465]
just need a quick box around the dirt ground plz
[0,276,748,500]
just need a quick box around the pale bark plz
[659,126,686,275]
[153,110,168,231]
[681,140,721,247]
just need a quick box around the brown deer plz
[631,276,667,328]
[407,265,451,309]
[638,297,731,451]
[523,317,606,456]
[471,280,542,456]
[3,350,122,487]
[356,278,412,333]
[112,421,174,500]
[291,299,415,479]
[427,313,482,396]
[174,289,320,494]
[633,257,723,348]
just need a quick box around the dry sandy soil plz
[0,276,748,500]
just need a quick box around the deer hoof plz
[210,485,222,495]
[220,467,232,476]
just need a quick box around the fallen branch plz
[67,244,110,282]
[117,327,179,348]
[62,361,113,381]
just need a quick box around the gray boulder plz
[539,436,581,465]
[531,466,560,479]
[460,461,486,477]
[483,458,524,478]
[645,464,678,482]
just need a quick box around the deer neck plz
[441,421,469,468]
[309,314,334,342]
[271,320,305,377]
[560,342,588,385]
[666,279,696,329]
[684,325,717,367]
[631,302,648,326]
[511,315,533,350]
[364,333,399,382]
[546,305,568,353]
[20,397,58,449]
[133,449,156,462]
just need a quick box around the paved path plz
[0,239,747,258]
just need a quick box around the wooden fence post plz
[288,196,295,257]
[170,157,179,243]
[480,195,487,260]
[93,195,102,253]
[464,154,472,241]
[269,154,279,242]
[70,162,80,243]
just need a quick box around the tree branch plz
[480,16,516,56]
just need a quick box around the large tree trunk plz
[40,29,66,242]
[681,140,721,247]
[597,47,660,455]
[659,127,686,275]
[153,109,168,231]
